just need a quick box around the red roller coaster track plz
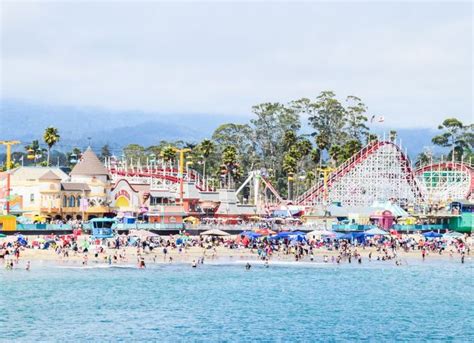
[296,140,424,205]
[108,167,209,191]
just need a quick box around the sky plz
[1,1,472,129]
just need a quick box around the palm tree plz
[43,127,60,166]
[198,139,215,180]
[161,146,176,163]
[222,146,238,188]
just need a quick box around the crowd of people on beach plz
[0,229,471,271]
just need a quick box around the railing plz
[14,223,184,231]
[115,223,185,231]
[392,224,448,231]
[332,224,376,231]
[16,224,73,230]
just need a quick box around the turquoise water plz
[1,259,473,342]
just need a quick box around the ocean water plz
[0,259,472,342]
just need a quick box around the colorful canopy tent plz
[200,229,230,237]
[443,231,463,238]
[338,232,367,242]
[270,231,306,240]
[240,231,261,239]
[364,228,389,236]
[423,231,443,238]
[255,228,276,236]
[306,230,337,240]
[129,229,159,239]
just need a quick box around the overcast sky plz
[1,1,472,128]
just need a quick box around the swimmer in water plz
[26,261,30,271]
[245,262,251,270]
[192,260,197,268]
[264,260,269,268]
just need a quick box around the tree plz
[305,171,316,188]
[293,91,345,151]
[282,154,297,174]
[342,140,362,161]
[251,102,300,171]
[198,139,215,180]
[344,95,369,142]
[43,127,60,166]
[329,145,344,166]
[283,130,298,150]
[100,144,112,161]
[212,123,255,172]
[221,146,239,187]
[310,148,321,165]
[415,152,431,168]
[315,134,330,151]
[367,133,378,144]
[123,144,145,164]
[432,118,473,161]
[161,146,176,163]
[296,138,312,158]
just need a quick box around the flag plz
[378,116,385,123]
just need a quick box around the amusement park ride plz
[103,139,474,212]
[2,137,471,215]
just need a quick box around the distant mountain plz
[0,99,444,158]
[0,99,240,151]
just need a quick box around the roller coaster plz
[105,140,473,209]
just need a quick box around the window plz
[69,195,76,207]
[76,196,81,208]
[63,195,68,207]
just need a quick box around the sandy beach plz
[6,243,470,268]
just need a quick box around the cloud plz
[1,1,472,128]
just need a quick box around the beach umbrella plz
[443,231,463,238]
[129,230,159,239]
[240,231,261,239]
[364,228,389,236]
[423,231,442,238]
[200,228,230,236]
[289,231,306,236]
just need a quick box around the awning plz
[150,190,177,198]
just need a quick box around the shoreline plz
[3,245,471,268]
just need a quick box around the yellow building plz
[5,167,69,220]
[4,148,112,221]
